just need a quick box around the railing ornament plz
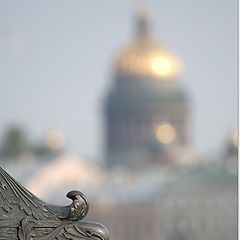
[0,167,109,240]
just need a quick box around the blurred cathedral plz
[105,11,190,168]
[0,8,236,240]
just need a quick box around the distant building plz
[105,11,190,168]
[222,130,238,175]
[90,168,237,240]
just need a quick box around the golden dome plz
[116,11,182,79]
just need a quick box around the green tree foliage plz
[0,125,61,161]
[0,126,30,160]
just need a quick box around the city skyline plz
[0,0,237,161]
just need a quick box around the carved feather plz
[34,223,106,240]
[0,167,58,220]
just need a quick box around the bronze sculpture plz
[0,166,109,240]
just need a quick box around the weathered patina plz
[0,166,109,240]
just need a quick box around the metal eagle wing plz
[0,166,58,220]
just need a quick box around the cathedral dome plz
[115,11,182,79]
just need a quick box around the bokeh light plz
[45,130,65,150]
[156,123,176,144]
[151,56,173,76]
[232,130,238,148]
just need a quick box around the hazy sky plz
[0,0,237,161]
